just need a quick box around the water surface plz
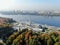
[0,14,60,27]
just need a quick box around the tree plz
[54,42,60,45]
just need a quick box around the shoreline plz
[0,13,60,16]
[0,16,60,31]
[13,22,60,31]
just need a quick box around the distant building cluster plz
[0,10,60,15]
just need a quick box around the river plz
[0,14,60,27]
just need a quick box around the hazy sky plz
[0,0,60,11]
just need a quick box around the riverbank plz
[13,22,60,32]
[0,15,60,30]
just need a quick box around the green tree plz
[54,42,60,45]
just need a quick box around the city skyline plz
[0,0,60,11]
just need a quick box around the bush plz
[54,42,60,45]
[6,29,60,45]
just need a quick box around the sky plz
[0,0,60,11]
